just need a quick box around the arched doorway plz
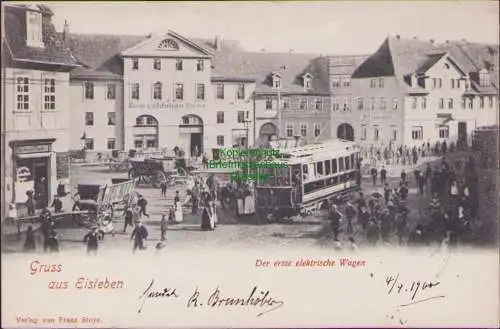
[179,115,203,157]
[337,123,354,141]
[134,115,159,150]
[259,122,277,143]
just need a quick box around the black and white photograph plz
[1,1,498,328]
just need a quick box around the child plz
[160,214,168,241]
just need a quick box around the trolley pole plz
[277,86,281,139]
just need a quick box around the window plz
[461,97,466,109]
[314,98,322,110]
[450,79,455,89]
[438,98,444,109]
[304,78,312,89]
[300,124,307,137]
[146,139,156,148]
[153,58,161,70]
[266,98,273,110]
[106,84,116,99]
[342,78,351,88]
[332,79,340,88]
[448,98,454,109]
[479,70,490,87]
[357,98,363,110]
[16,77,29,110]
[489,96,494,108]
[84,82,94,99]
[134,139,143,149]
[286,123,294,137]
[196,59,204,71]
[282,98,291,109]
[468,98,473,109]
[314,123,320,137]
[85,138,94,150]
[345,156,350,170]
[237,111,245,123]
[237,84,245,100]
[196,84,205,100]
[332,159,338,173]
[107,112,116,126]
[216,84,224,99]
[390,126,397,141]
[43,78,55,110]
[153,82,162,100]
[317,161,324,175]
[412,97,418,109]
[369,97,375,110]
[338,157,345,172]
[439,125,449,139]
[378,78,384,88]
[332,98,340,111]
[299,98,307,110]
[361,125,367,141]
[131,83,140,100]
[411,126,423,140]
[370,79,377,88]
[273,76,281,89]
[85,112,94,126]
[373,125,379,141]
[107,138,116,150]
[217,136,224,147]
[343,97,350,112]
[392,98,398,110]
[380,97,386,110]
[175,83,184,100]
[421,97,427,109]
[132,57,139,70]
[216,111,224,124]
[176,59,183,71]
[480,96,484,108]
[325,160,331,175]
[457,80,461,88]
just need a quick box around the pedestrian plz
[137,195,150,219]
[329,204,342,241]
[174,191,184,223]
[201,204,214,231]
[358,206,370,231]
[26,190,35,216]
[72,192,81,211]
[380,166,387,185]
[356,192,367,214]
[344,202,356,233]
[23,225,36,252]
[123,207,134,232]
[395,213,407,246]
[160,214,168,241]
[408,225,426,247]
[399,183,409,201]
[400,169,407,183]
[191,182,199,214]
[160,181,167,199]
[417,171,425,195]
[131,220,149,253]
[366,220,380,246]
[370,167,378,186]
[47,230,60,253]
[380,209,391,243]
[429,193,441,213]
[83,226,99,255]
[51,195,63,213]
[202,153,208,169]
[347,237,359,251]
[383,183,391,204]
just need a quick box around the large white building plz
[1,4,79,217]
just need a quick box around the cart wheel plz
[153,171,167,188]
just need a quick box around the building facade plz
[2,4,78,216]
[351,36,499,147]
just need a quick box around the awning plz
[15,152,51,159]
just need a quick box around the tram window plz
[345,156,350,170]
[338,157,345,172]
[325,160,331,175]
[276,167,290,186]
[332,159,338,173]
[302,164,309,180]
[351,154,355,167]
[317,161,324,176]
[309,163,316,179]
[304,180,326,194]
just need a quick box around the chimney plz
[396,35,400,39]
[429,39,434,44]
[214,35,222,50]
[63,20,69,40]
[413,36,417,40]
[445,40,449,44]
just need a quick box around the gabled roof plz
[3,5,79,68]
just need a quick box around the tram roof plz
[278,139,358,159]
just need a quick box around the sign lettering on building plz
[15,144,51,154]
[128,102,206,110]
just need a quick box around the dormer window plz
[158,38,179,50]
[303,73,313,90]
[479,69,491,87]
[272,74,282,89]
[26,10,43,48]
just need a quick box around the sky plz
[29,1,500,54]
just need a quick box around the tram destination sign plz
[128,102,206,110]
[15,144,51,154]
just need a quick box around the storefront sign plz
[15,144,51,154]
[128,102,206,110]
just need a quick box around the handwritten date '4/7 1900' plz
[138,279,285,317]
[385,274,445,307]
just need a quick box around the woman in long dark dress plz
[201,205,213,231]
[23,225,36,252]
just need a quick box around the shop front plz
[8,138,56,210]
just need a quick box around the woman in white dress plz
[210,201,218,229]
[236,186,245,216]
[174,190,184,223]
[244,182,255,215]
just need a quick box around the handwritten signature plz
[138,279,284,317]
[385,274,445,307]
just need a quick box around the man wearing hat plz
[84,226,100,255]
[329,204,343,241]
[131,220,149,253]
[51,195,63,213]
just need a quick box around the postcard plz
[1,1,499,328]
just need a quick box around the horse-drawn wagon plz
[128,156,189,187]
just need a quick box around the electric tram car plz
[255,139,361,221]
